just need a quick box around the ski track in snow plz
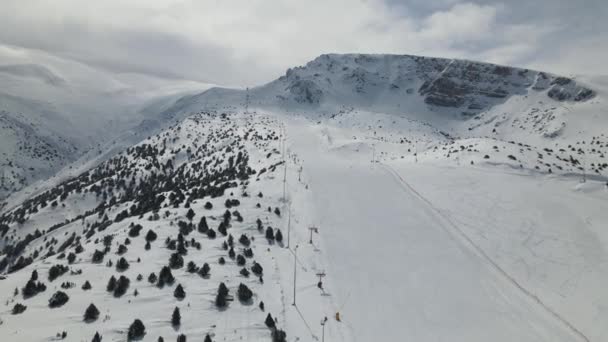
[379,162,590,342]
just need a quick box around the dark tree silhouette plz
[265,313,275,328]
[128,319,146,340]
[198,216,209,233]
[265,227,274,240]
[12,303,27,314]
[186,208,195,221]
[237,283,253,302]
[107,276,117,292]
[275,229,283,243]
[172,307,181,327]
[169,253,184,269]
[158,266,175,287]
[146,229,158,242]
[84,303,100,322]
[48,291,69,308]
[174,284,186,299]
[199,263,210,277]
[116,257,130,271]
[251,262,263,276]
[92,332,102,342]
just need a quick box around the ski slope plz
[282,116,589,341]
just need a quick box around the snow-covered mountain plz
[160,53,607,180]
[171,53,594,113]
[1,53,608,342]
[0,61,211,202]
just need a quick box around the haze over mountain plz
[0,54,212,201]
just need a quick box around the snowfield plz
[2,53,608,342]
[283,115,605,342]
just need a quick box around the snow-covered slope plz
[2,53,608,342]
[0,112,340,341]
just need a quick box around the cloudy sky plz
[1,0,607,87]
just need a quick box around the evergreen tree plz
[187,261,198,273]
[199,263,210,277]
[82,280,92,290]
[204,334,212,342]
[113,276,130,297]
[92,250,105,263]
[218,222,227,236]
[172,307,181,327]
[117,244,128,255]
[128,319,146,340]
[177,334,186,342]
[169,253,184,269]
[128,224,143,237]
[215,282,229,308]
[186,209,195,221]
[265,227,274,240]
[91,332,102,342]
[84,303,100,322]
[174,284,186,300]
[67,252,77,263]
[48,291,69,308]
[148,272,158,284]
[237,283,253,302]
[244,248,254,258]
[145,229,158,242]
[251,262,263,276]
[265,313,275,328]
[158,266,175,287]
[198,216,209,233]
[272,329,287,342]
[116,257,130,271]
[275,229,283,243]
[22,278,46,298]
[107,275,117,292]
[239,234,250,246]
[48,264,69,282]
[12,303,27,314]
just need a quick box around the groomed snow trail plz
[284,117,582,342]
[380,162,590,342]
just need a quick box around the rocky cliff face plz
[264,54,594,115]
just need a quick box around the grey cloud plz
[0,0,606,87]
